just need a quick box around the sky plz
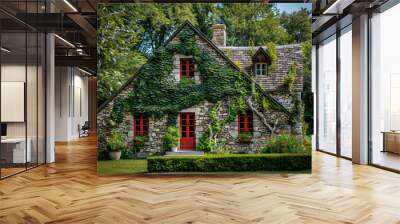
[276,3,312,13]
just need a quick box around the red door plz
[180,112,196,150]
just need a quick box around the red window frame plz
[180,58,195,79]
[238,111,253,134]
[133,114,149,137]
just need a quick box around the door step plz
[165,151,204,156]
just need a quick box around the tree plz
[97,4,147,105]
[218,3,290,46]
[136,4,198,55]
[192,3,218,39]
[279,8,311,43]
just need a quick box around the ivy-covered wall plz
[97,24,302,157]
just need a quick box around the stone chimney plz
[212,24,226,47]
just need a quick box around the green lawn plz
[97,159,148,174]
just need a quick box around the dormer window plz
[180,58,194,79]
[252,47,271,76]
[255,63,267,76]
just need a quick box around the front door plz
[180,112,196,150]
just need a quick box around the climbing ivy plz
[284,62,298,93]
[265,42,277,72]
[123,27,250,119]
[110,98,125,125]
[283,62,303,127]
[197,102,235,152]
[290,92,304,126]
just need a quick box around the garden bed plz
[147,153,311,173]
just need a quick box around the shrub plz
[262,134,306,154]
[197,133,229,154]
[120,136,148,159]
[164,126,180,148]
[209,140,230,154]
[197,133,211,152]
[121,148,136,159]
[107,130,125,152]
[97,133,109,160]
[147,154,311,172]
[238,132,253,143]
[303,135,312,152]
[134,135,148,144]
[179,77,196,85]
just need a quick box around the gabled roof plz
[252,47,271,65]
[98,21,290,115]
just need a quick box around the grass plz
[97,159,148,175]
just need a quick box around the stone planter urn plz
[172,146,178,152]
[109,150,122,160]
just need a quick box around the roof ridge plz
[219,44,302,49]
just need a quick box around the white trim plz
[63,0,78,12]
[1,47,11,53]
[54,34,75,48]
[255,63,267,76]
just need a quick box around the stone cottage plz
[97,21,303,155]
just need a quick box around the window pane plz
[340,26,352,158]
[38,32,45,165]
[371,5,400,171]
[27,31,38,169]
[318,35,337,154]
[1,31,27,177]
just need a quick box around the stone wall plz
[217,100,291,153]
[97,25,302,156]
[120,98,292,154]
[211,24,226,47]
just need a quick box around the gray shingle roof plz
[219,44,303,92]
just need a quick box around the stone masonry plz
[97,23,303,155]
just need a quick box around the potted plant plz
[107,130,125,160]
[239,132,253,143]
[165,126,180,152]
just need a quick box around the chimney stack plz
[212,24,226,47]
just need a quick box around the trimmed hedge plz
[147,153,311,172]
